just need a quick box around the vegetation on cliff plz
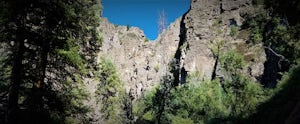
[0,0,299,124]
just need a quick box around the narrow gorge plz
[0,0,299,123]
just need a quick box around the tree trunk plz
[30,39,50,123]
[7,26,25,124]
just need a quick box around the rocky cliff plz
[98,17,181,99]
[0,0,298,123]
[79,0,300,123]
[175,0,266,84]
[96,0,266,99]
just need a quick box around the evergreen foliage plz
[56,39,84,71]
[0,52,11,93]
[62,75,90,122]
[245,65,300,124]
[0,0,102,123]
[246,0,300,65]
[0,0,299,123]
[96,57,129,123]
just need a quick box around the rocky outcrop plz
[174,0,266,83]
[98,17,181,99]
[95,0,267,100]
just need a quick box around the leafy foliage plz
[248,18,264,44]
[168,79,229,123]
[230,25,238,37]
[136,76,266,123]
[264,17,300,64]
[135,50,269,123]
[144,38,150,42]
[245,65,300,124]
[223,74,266,119]
[245,1,300,65]
[219,50,267,119]
[220,50,245,75]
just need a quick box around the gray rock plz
[98,17,181,98]
[95,0,266,99]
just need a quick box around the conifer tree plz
[0,0,102,123]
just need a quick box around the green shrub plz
[219,50,267,119]
[248,19,263,44]
[136,50,270,123]
[144,38,149,42]
[213,17,222,26]
[180,42,188,50]
[223,74,266,119]
[230,25,238,37]
[220,50,245,74]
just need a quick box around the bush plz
[230,25,238,37]
[135,50,269,123]
[220,50,245,75]
[144,38,149,42]
[223,74,266,119]
[248,19,263,44]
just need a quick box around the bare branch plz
[264,46,287,60]
[158,9,167,34]
[264,46,289,69]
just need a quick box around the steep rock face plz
[96,0,267,100]
[176,0,266,83]
[180,0,221,81]
[98,17,181,98]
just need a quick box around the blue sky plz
[102,0,190,40]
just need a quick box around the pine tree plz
[0,0,102,123]
[96,57,128,123]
